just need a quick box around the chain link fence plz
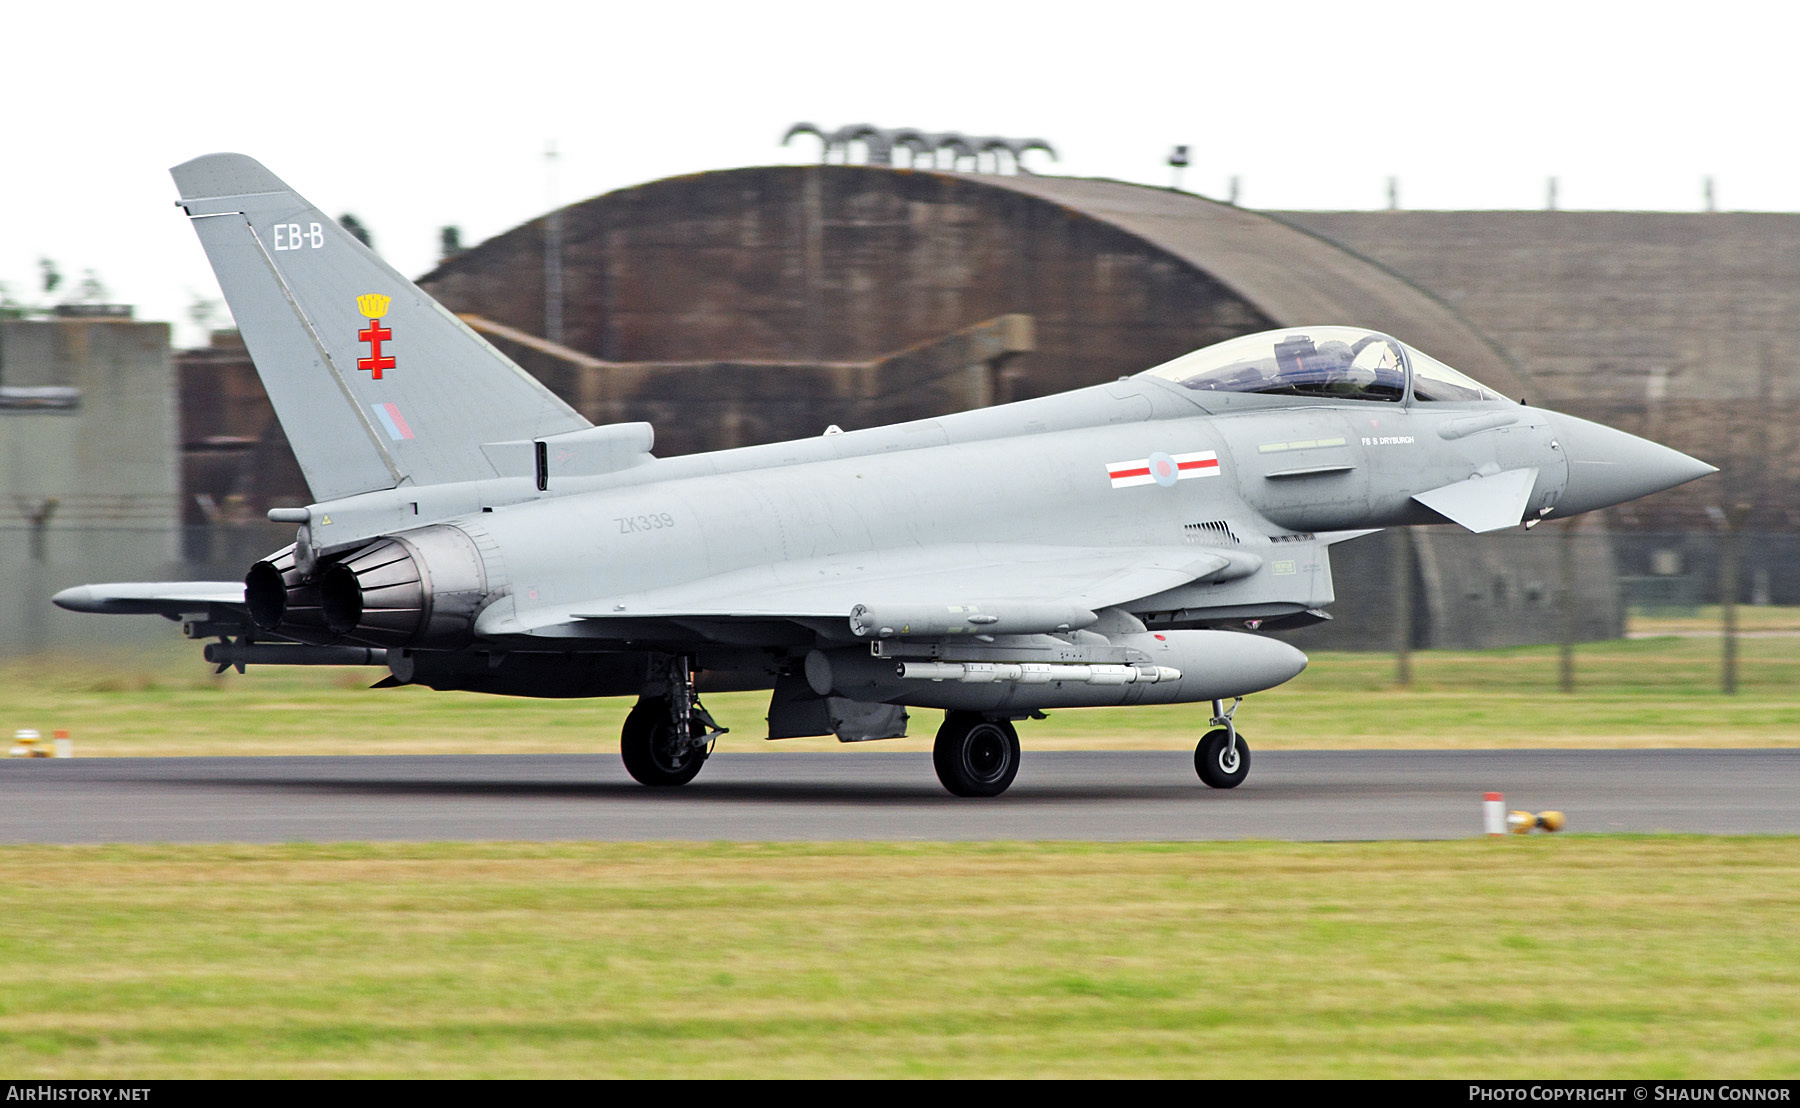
[3,522,1789,660]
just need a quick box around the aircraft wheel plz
[621,698,708,787]
[1194,728,1250,789]
[933,712,1020,798]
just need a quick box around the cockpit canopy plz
[1140,326,1504,404]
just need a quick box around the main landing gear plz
[933,711,1020,798]
[1194,697,1250,789]
[621,657,727,787]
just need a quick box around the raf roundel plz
[1148,451,1179,487]
[1106,450,1220,489]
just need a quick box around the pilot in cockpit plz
[1143,326,1412,402]
[1313,340,1355,389]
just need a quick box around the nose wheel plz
[1194,698,1250,789]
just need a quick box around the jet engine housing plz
[317,525,490,648]
[244,544,333,644]
[244,525,489,648]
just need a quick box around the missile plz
[203,642,389,668]
[849,602,1098,638]
[896,661,1183,684]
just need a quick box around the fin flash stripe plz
[372,402,414,441]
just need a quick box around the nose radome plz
[1542,410,1717,516]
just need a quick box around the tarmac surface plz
[1,749,1794,843]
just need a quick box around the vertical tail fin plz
[172,153,589,500]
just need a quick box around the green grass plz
[4,620,1793,1077]
[5,627,1797,755]
[1631,605,1800,633]
[1,839,1796,1077]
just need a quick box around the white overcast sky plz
[3,0,1794,345]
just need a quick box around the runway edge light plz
[1484,792,1505,836]
[10,729,48,758]
[53,729,72,758]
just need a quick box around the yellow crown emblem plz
[356,293,392,318]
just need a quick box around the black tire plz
[620,698,708,787]
[1194,728,1250,789]
[933,712,1020,797]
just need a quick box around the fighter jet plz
[55,154,1716,797]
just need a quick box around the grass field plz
[5,613,1796,756]
[4,619,1795,1078]
[1,838,1796,1078]
[1629,605,1800,634]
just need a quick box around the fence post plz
[1559,518,1577,693]
[1720,505,1749,695]
[1393,528,1413,686]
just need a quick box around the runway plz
[1,749,1794,843]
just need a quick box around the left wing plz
[483,544,1260,642]
[52,582,246,617]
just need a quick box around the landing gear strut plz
[933,712,1020,797]
[621,656,727,787]
[1194,697,1250,789]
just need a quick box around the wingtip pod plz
[170,152,292,203]
[52,582,247,615]
[50,585,99,612]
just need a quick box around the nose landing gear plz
[1194,697,1250,789]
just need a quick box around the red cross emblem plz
[358,318,394,380]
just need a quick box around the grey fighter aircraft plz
[56,154,1716,797]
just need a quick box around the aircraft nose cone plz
[1543,410,1717,516]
